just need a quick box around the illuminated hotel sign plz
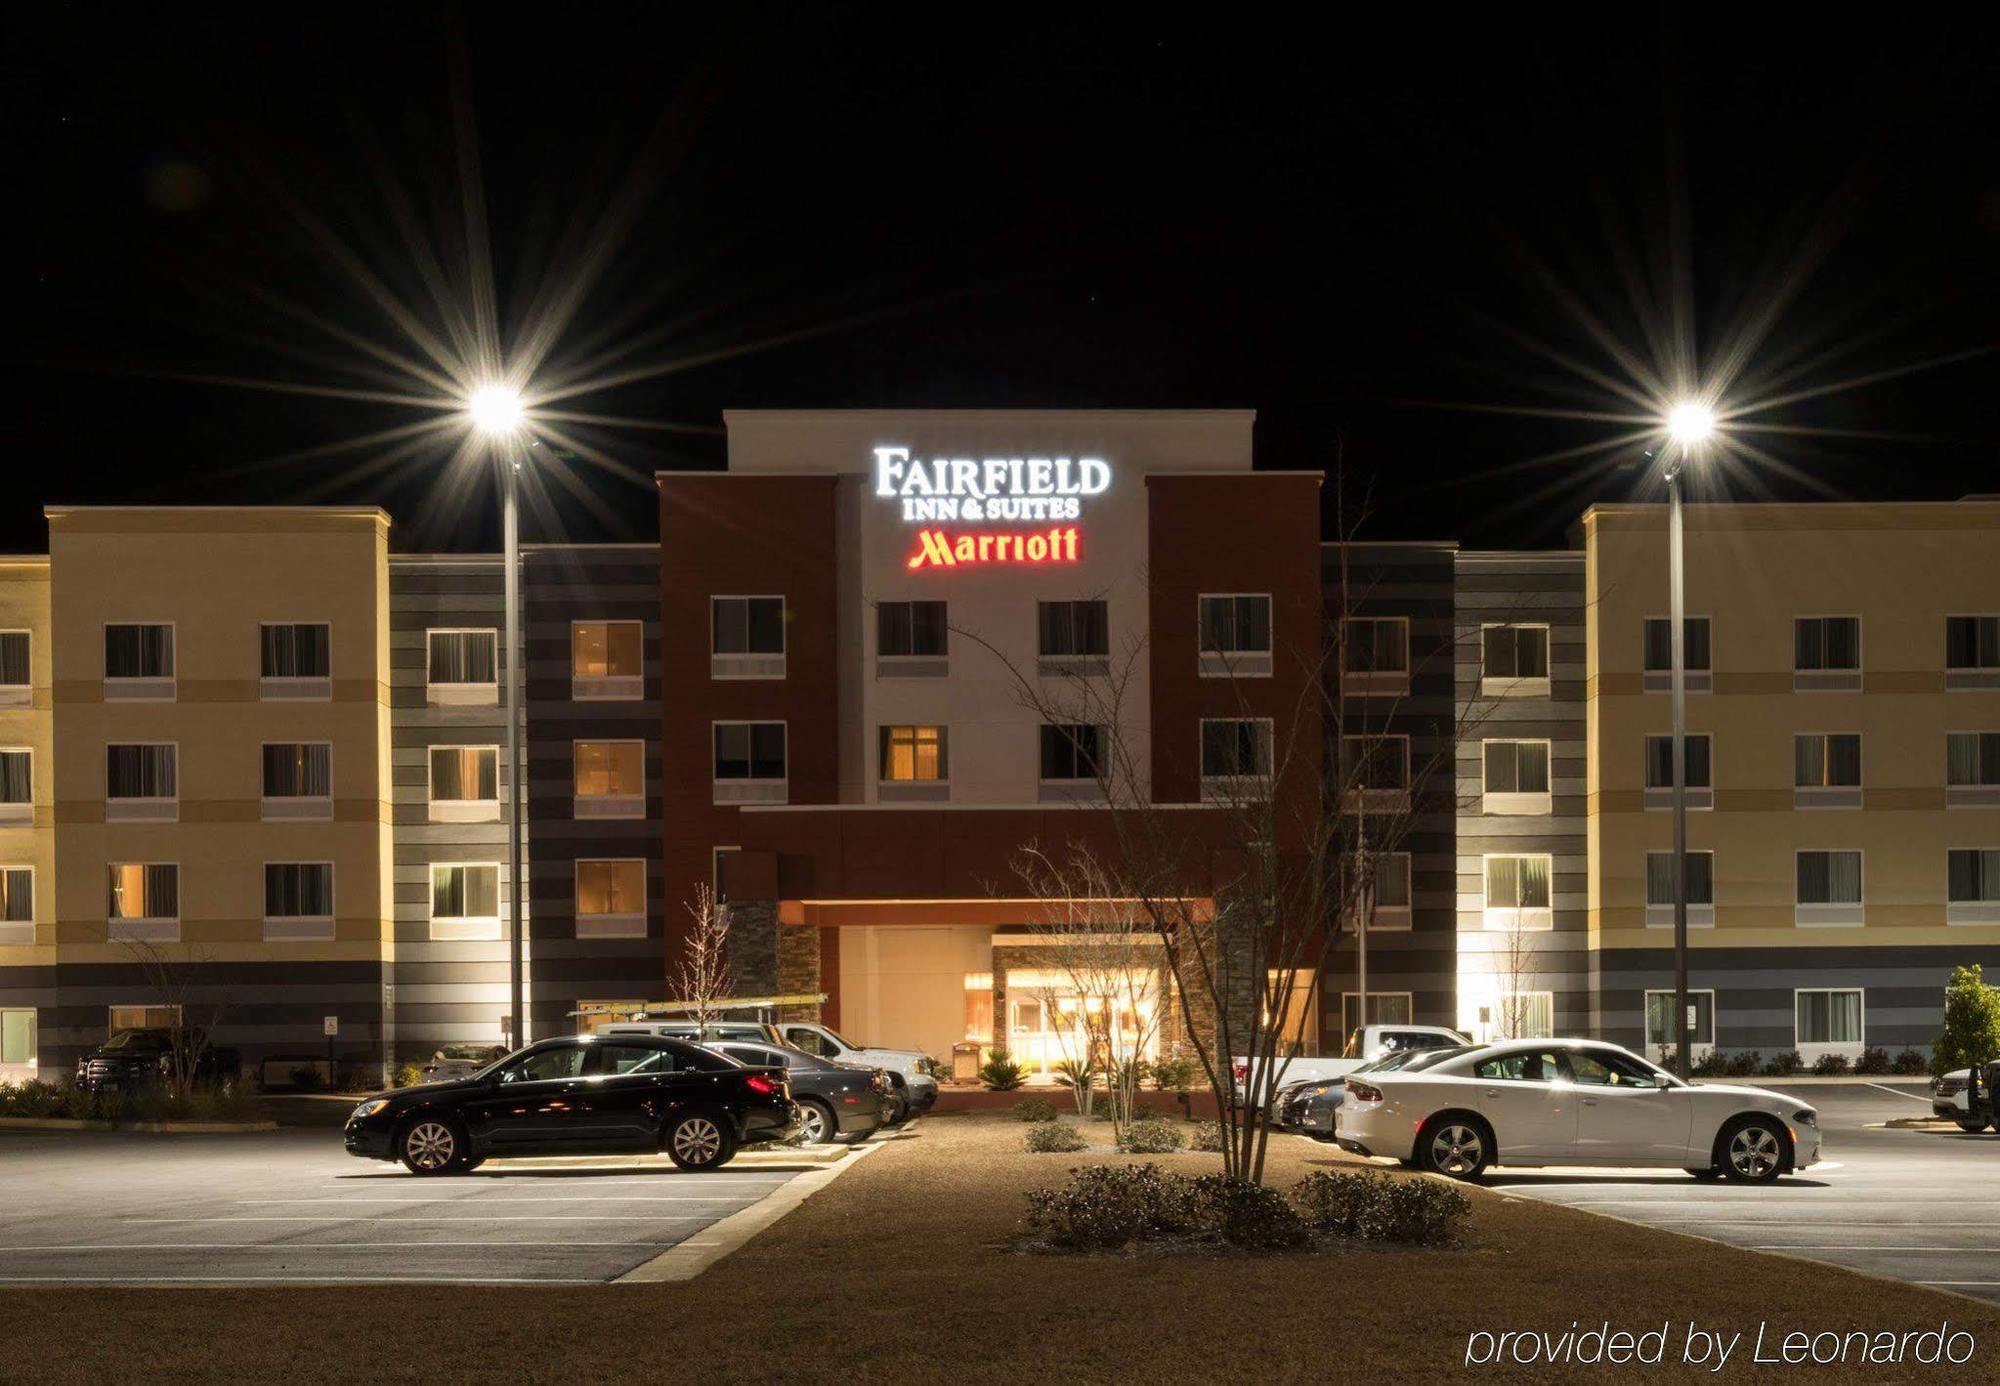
[875,445,1105,570]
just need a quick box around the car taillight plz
[745,1074,779,1096]
[1347,1081,1383,1104]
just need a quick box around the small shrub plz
[3,1079,66,1118]
[1190,1120,1225,1153]
[1812,1052,1851,1077]
[1892,1048,1930,1076]
[1196,1175,1309,1250]
[1025,1120,1088,1153]
[1724,1050,1763,1078]
[1853,1046,1892,1076]
[394,1063,427,1089]
[1051,1058,1096,1093]
[1293,1169,1471,1246]
[1692,1049,1730,1078]
[1116,1117,1185,1154]
[1021,1164,1214,1249]
[289,1065,328,1093]
[1765,1050,1803,1077]
[978,1049,1026,1092]
[1151,1054,1199,1090]
[1013,1095,1057,1123]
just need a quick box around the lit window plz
[108,864,178,925]
[880,726,947,783]
[575,740,645,815]
[0,1009,35,1066]
[576,860,646,938]
[572,621,643,697]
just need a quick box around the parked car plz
[705,1039,887,1143]
[1336,1038,1821,1183]
[420,1043,507,1085]
[1234,1023,1471,1105]
[773,1022,938,1121]
[75,1028,240,1092]
[1932,1068,1990,1132]
[344,1034,800,1174]
[1273,1044,1475,1139]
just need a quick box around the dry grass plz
[5,1114,1996,1384]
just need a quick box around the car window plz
[683,1045,741,1072]
[1566,1050,1663,1089]
[1382,1030,1446,1051]
[1472,1050,1561,1082]
[501,1046,588,1083]
[599,1045,674,1076]
[784,1027,833,1057]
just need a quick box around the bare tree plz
[119,939,228,1095]
[672,884,732,1030]
[1010,844,1167,1131]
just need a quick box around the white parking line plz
[0,1275,607,1285]
[129,1215,712,1223]
[239,1196,758,1204]
[1861,1083,1932,1102]
[0,1242,684,1251]
[1751,1245,2000,1252]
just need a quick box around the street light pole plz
[1666,453,1691,1081]
[502,444,526,1053]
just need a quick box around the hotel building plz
[0,422,1992,1083]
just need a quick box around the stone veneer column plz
[726,900,780,996]
[776,922,821,1022]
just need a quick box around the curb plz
[616,1121,911,1284]
[0,1116,279,1134]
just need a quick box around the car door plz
[457,1043,592,1152]
[782,1026,845,1061]
[1564,1047,1694,1165]
[581,1043,688,1149]
[1469,1049,1579,1162]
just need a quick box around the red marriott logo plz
[905,526,1080,570]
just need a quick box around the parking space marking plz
[1860,1084,1931,1102]
[0,1275,609,1285]
[0,1242,686,1251]
[238,1196,761,1204]
[128,1214,715,1223]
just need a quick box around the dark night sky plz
[4,6,1997,554]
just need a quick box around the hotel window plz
[1645,990,1716,1049]
[1341,617,1409,695]
[1794,732,1861,809]
[1340,992,1414,1036]
[0,750,29,823]
[1643,617,1712,692]
[1038,599,1109,668]
[1796,850,1863,926]
[877,601,947,658]
[572,620,643,700]
[429,746,500,822]
[1948,849,2000,924]
[0,631,28,706]
[106,744,176,821]
[109,1004,180,1034]
[104,622,174,699]
[260,622,330,699]
[1339,733,1409,813]
[713,722,787,803]
[1795,988,1863,1054]
[1481,739,1551,815]
[431,863,500,940]
[574,740,645,818]
[427,629,498,705]
[1644,850,1715,926]
[1496,992,1555,1041]
[1040,724,1102,782]
[264,863,334,941]
[107,863,179,940]
[880,725,948,799]
[1947,732,2000,806]
[1795,616,1861,691]
[1481,624,1549,695]
[1483,854,1552,930]
[0,1008,34,1067]
[1642,733,1712,809]
[1947,616,2000,689]
[575,859,646,938]
[0,868,31,946]
[711,596,784,678]
[1201,718,1273,795]
[262,742,332,820]
[1361,852,1412,929]
[1200,595,1272,676]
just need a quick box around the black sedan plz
[708,1039,887,1143]
[344,1034,800,1174]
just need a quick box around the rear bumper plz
[1336,1137,1375,1158]
[739,1100,803,1146]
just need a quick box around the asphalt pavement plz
[0,1126,840,1285]
[1488,1080,2000,1304]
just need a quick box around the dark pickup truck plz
[74,1028,241,1092]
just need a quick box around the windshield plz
[1399,1045,1477,1073]
[820,1027,857,1050]
[1353,1047,1443,1076]
[103,1030,170,1052]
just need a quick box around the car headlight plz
[351,1098,391,1120]
[1793,1109,1817,1127]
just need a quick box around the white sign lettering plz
[873,446,1111,524]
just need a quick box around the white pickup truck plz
[1233,1023,1470,1105]
[774,1022,939,1121]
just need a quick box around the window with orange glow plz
[879,725,947,782]
[575,740,644,797]
[572,621,643,679]
[576,860,645,918]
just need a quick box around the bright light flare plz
[1667,401,1716,446]
[467,383,525,437]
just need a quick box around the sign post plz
[323,1015,338,1088]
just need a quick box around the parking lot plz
[1489,1080,2000,1303]
[0,1126,845,1285]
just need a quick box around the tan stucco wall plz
[1585,501,2000,950]
[0,559,54,959]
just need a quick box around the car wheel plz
[398,1116,464,1176]
[799,1099,837,1145]
[883,1092,909,1126]
[1956,1119,1990,1134]
[1720,1118,1787,1183]
[665,1110,737,1170]
[1418,1117,1490,1180]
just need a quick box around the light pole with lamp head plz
[469,383,529,1052]
[1663,400,1714,1080]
